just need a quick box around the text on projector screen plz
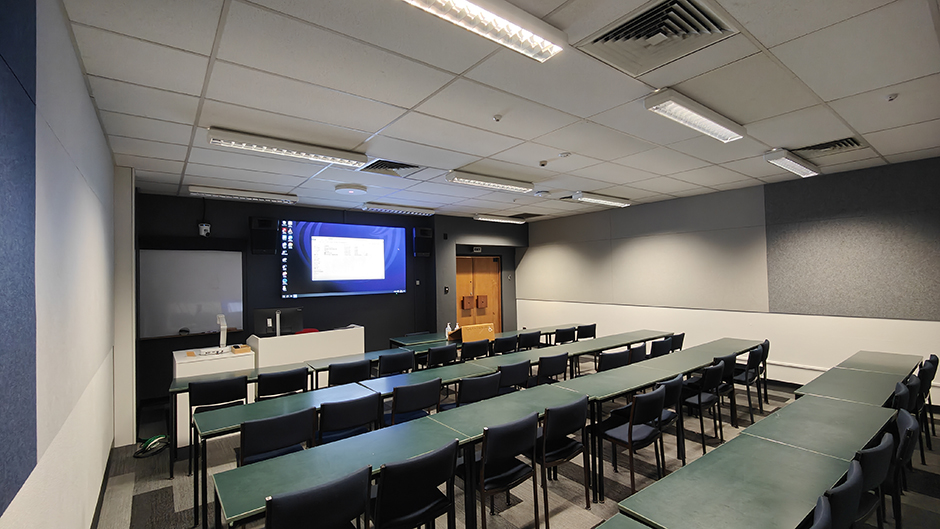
[310,236,386,281]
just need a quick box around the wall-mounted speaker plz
[250,217,278,255]
[414,227,433,257]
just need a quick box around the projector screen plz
[281,220,406,298]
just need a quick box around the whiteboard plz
[139,250,243,338]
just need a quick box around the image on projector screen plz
[310,236,386,281]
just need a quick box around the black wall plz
[135,193,437,402]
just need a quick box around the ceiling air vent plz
[794,138,865,159]
[575,0,737,77]
[358,159,423,178]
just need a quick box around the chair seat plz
[610,405,676,428]
[482,459,534,492]
[371,488,449,529]
[603,422,660,449]
[384,409,430,426]
[855,490,880,521]
[235,443,304,466]
[659,409,677,425]
[684,393,718,407]
[536,436,583,465]
[320,425,370,444]
[733,371,758,384]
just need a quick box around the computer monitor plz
[253,307,304,336]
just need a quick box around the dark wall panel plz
[766,157,940,320]
[0,0,37,513]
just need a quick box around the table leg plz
[589,401,599,503]
[215,488,223,529]
[202,438,209,529]
[193,433,199,525]
[463,443,477,529]
[598,401,606,503]
[170,393,177,479]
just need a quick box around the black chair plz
[237,407,316,466]
[378,351,415,376]
[913,361,936,457]
[903,375,927,463]
[657,374,686,466]
[576,324,596,341]
[714,353,740,428]
[683,361,724,454]
[885,409,920,529]
[733,346,764,423]
[497,361,531,395]
[265,465,372,529]
[492,336,517,355]
[427,344,458,368]
[256,367,308,401]
[853,433,893,529]
[597,349,631,372]
[536,353,568,385]
[330,359,371,386]
[517,330,542,351]
[922,356,937,437]
[386,378,441,426]
[474,413,540,529]
[670,333,685,352]
[441,372,501,411]
[372,440,458,529]
[538,397,590,529]
[628,343,647,364]
[810,495,832,529]
[189,376,248,475]
[318,392,382,444]
[759,339,771,404]
[602,385,666,495]
[461,339,490,361]
[825,460,863,529]
[554,327,576,345]
[891,381,910,410]
[649,337,672,358]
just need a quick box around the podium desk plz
[247,325,364,368]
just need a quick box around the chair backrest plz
[240,407,316,466]
[761,339,770,361]
[543,396,588,449]
[658,374,684,411]
[498,361,530,389]
[378,351,415,376]
[265,465,372,529]
[492,336,518,355]
[809,495,832,529]
[517,330,541,351]
[537,353,568,384]
[319,392,381,439]
[929,353,938,367]
[427,344,458,368]
[670,333,685,352]
[628,343,647,364]
[576,324,596,341]
[699,361,725,393]
[373,440,458,529]
[257,367,308,401]
[482,412,538,466]
[855,433,893,493]
[895,409,920,467]
[891,382,909,410]
[554,327,576,345]
[457,372,501,406]
[630,385,666,430]
[744,345,763,375]
[329,359,371,387]
[903,375,921,412]
[391,378,442,424]
[461,339,490,361]
[714,353,737,384]
[826,460,863,529]
[190,376,248,408]
[650,337,672,358]
[597,349,630,372]
[917,361,936,398]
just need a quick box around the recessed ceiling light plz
[335,183,368,195]
[570,191,630,208]
[360,202,435,216]
[473,214,526,224]
[764,149,819,178]
[207,128,368,168]
[445,170,534,194]
[645,89,745,143]
[187,185,298,204]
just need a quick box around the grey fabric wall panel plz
[766,157,940,320]
[528,209,612,247]
[516,240,614,303]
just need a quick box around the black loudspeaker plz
[414,227,433,257]
[250,217,278,255]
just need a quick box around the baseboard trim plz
[90,441,115,529]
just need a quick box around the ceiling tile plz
[828,74,940,134]
[864,118,940,156]
[405,181,494,199]
[404,168,450,181]
[293,185,396,202]
[628,177,700,194]
[592,99,701,145]
[182,175,297,194]
[812,148,881,167]
[134,170,180,184]
[820,157,887,174]
[759,173,801,183]
[614,147,710,175]
[73,25,208,96]
[674,53,819,125]
[571,162,659,185]
[491,142,600,173]
[64,0,222,55]
[458,158,557,182]
[547,0,648,43]
[198,100,370,151]
[362,136,481,170]
[506,0,568,18]
[721,155,789,178]
[669,187,716,198]
[531,174,613,194]
[770,0,940,101]
[99,111,193,145]
[252,0,498,73]
[450,197,519,213]
[381,112,523,157]
[709,178,763,191]
[109,136,188,160]
[668,135,768,164]
[536,121,655,161]
[746,105,854,149]
[415,79,578,141]
[295,196,361,209]
[466,47,650,118]
[134,180,179,196]
[884,146,940,164]
[381,189,461,206]
[671,165,749,187]
[312,167,416,191]
[113,154,184,174]
[185,163,308,187]
[188,144,324,177]
[475,192,545,205]
[593,184,665,201]
[217,2,454,108]
[88,76,198,124]
[638,34,760,88]
[206,62,406,133]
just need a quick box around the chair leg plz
[698,406,707,454]
[532,471,540,529]
[756,378,764,414]
[745,384,754,425]
[612,440,619,473]
[654,438,662,479]
[628,447,636,494]
[582,449,591,509]
[542,464,551,529]
[678,407,686,465]
[729,391,739,428]
[919,427,926,465]
[922,408,933,451]
[716,403,724,442]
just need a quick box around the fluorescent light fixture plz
[645,89,745,143]
[446,170,534,194]
[764,149,819,178]
[473,214,526,224]
[361,202,435,216]
[207,128,368,168]
[399,0,566,62]
[335,183,368,195]
[571,191,630,208]
[187,185,299,204]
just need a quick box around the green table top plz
[619,434,849,529]
[795,367,903,406]
[641,337,763,374]
[742,395,896,461]
[597,514,656,529]
[836,350,922,377]
[429,385,585,442]
[194,383,375,438]
[399,340,453,355]
[214,416,467,524]
[560,330,673,356]
[389,332,449,347]
[358,362,495,397]
[306,348,409,372]
[468,348,546,369]
[169,362,312,394]
[554,365,675,401]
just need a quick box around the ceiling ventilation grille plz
[358,159,424,178]
[575,0,736,77]
[794,138,864,158]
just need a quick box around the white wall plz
[1,0,116,526]
[113,166,135,447]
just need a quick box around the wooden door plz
[455,256,502,333]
